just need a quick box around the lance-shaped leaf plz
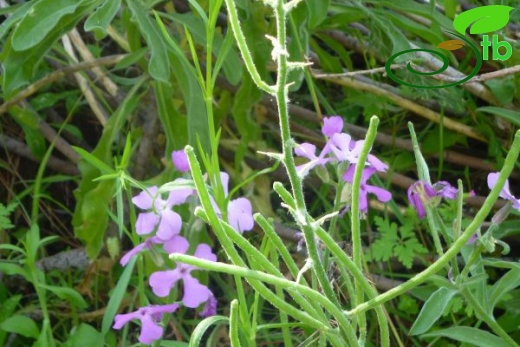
[453,5,514,35]
[409,286,458,335]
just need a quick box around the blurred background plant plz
[0,0,519,346]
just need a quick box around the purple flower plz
[213,172,255,233]
[407,180,458,218]
[467,233,478,245]
[407,181,437,218]
[149,243,217,308]
[132,180,194,240]
[322,116,344,137]
[228,198,255,232]
[343,166,392,212]
[120,236,161,266]
[172,150,190,173]
[294,116,388,178]
[200,293,217,317]
[294,143,330,177]
[120,235,188,266]
[113,304,179,344]
[488,172,520,210]
[434,181,458,199]
[329,133,364,163]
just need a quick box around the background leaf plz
[0,315,39,339]
[409,287,458,335]
[422,326,510,347]
[478,106,520,127]
[84,0,121,34]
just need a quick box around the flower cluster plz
[294,116,391,212]
[407,180,458,218]
[114,150,255,344]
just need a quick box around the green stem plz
[350,116,380,343]
[185,146,331,333]
[170,253,358,346]
[230,300,241,347]
[461,287,518,347]
[272,0,340,310]
[223,0,275,94]
[346,130,520,317]
[313,226,390,347]
[196,208,326,320]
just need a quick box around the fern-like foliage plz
[366,216,428,269]
[0,202,17,230]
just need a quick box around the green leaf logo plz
[453,5,514,35]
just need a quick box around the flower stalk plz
[346,130,520,317]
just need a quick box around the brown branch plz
[0,134,79,175]
[0,54,126,115]
[411,64,520,84]
[311,68,488,142]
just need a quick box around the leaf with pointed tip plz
[453,5,514,35]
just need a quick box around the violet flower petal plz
[139,314,164,344]
[132,187,158,210]
[182,276,211,308]
[155,210,182,240]
[322,116,344,137]
[488,172,520,210]
[135,212,160,235]
[166,180,195,206]
[148,303,179,316]
[193,244,217,262]
[367,154,388,172]
[220,172,230,196]
[149,270,182,297]
[434,181,458,199]
[113,311,141,330]
[365,185,392,203]
[294,143,317,160]
[330,133,353,161]
[200,294,218,317]
[172,150,190,173]
[228,197,255,233]
[162,235,189,254]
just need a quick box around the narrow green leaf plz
[0,244,26,255]
[422,326,510,347]
[73,146,115,175]
[154,81,188,155]
[453,5,514,35]
[84,0,121,34]
[0,263,28,279]
[489,267,520,312]
[39,284,88,309]
[72,79,143,259]
[188,315,229,347]
[0,315,39,339]
[477,107,520,127]
[102,257,136,335]
[409,287,457,335]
